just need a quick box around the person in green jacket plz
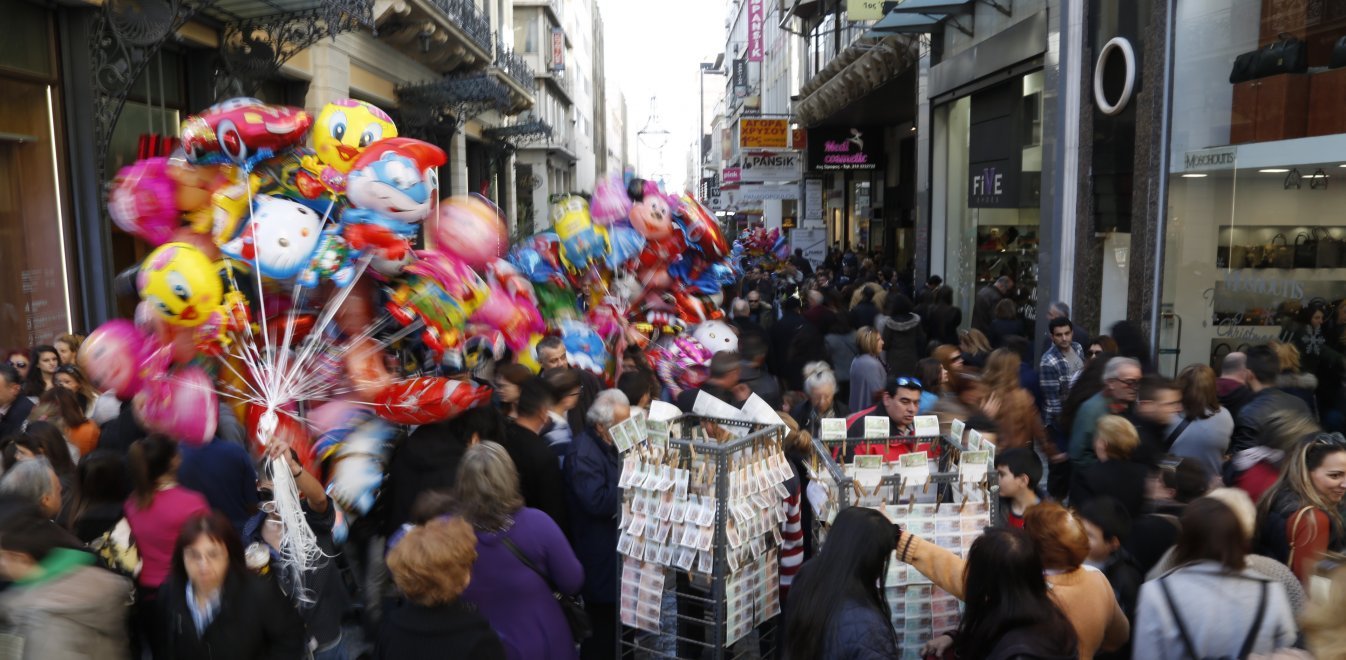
[1070,357,1142,469]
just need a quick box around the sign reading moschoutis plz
[807,126,882,170]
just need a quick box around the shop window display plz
[1161,0,1346,428]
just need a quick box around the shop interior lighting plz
[1259,168,1290,173]
[1180,173,1207,178]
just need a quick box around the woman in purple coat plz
[456,441,586,660]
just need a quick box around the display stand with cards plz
[804,415,999,659]
[616,414,788,660]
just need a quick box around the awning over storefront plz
[794,35,920,127]
[866,12,941,36]
[884,0,974,14]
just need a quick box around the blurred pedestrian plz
[1168,364,1234,479]
[1255,432,1346,585]
[980,349,1047,452]
[879,293,925,379]
[848,328,886,413]
[1072,415,1148,519]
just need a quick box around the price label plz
[820,418,847,440]
[913,415,940,438]
[864,416,889,440]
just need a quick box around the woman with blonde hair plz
[896,501,1128,659]
[1071,415,1148,518]
[1271,341,1319,416]
[1256,432,1346,585]
[979,348,1047,452]
[1168,364,1234,479]
[53,334,83,366]
[959,329,992,369]
[380,517,507,659]
[454,441,584,660]
[848,327,887,411]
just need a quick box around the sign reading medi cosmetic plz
[806,126,883,171]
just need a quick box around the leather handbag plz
[1314,227,1341,268]
[1332,35,1346,69]
[1230,49,1260,83]
[1267,233,1294,269]
[1295,232,1317,268]
[501,537,593,642]
[1253,35,1309,79]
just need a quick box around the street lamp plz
[636,95,670,177]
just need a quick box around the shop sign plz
[806,126,882,170]
[967,82,1027,208]
[739,118,789,149]
[847,0,885,21]
[791,228,828,267]
[803,178,824,224]
[551,28,565,72]
[733,58,749,98]
[741,151,801,182]
[747,0,765,62]
[738,184,797,202]
[723,167,742,185]
[1181,146,1238,173]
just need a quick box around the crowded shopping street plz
[3,0,1346,658]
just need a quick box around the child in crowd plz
[1078,497,1143,623]
[993,448,1043,529]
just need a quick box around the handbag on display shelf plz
[1267,233,1294,269]
[1295,232,1317,268]
[1314,227,1341,268]
[1254,34,1309,79]
[1332,35,1346,70]
[1229,243,1251,269]
[1246,243,1269,269]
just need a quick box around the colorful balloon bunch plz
[732,224,790,272]
[94,96,745,526]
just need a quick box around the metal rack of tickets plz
[616,414,788,660]
[804,416,1000,659]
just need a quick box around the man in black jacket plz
[503,379,570,531]
[1128,375,1182,467]
[676,352,743,413]
[1230,345,1312,454]
[769,297,806,379]
[1216,351,1256,420]
[0,364,33,441]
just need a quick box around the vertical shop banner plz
[791,228,828,267]
[803,178,824,225]
[733,58,749,98]
[747,0,765,62]
[551,28,565,72]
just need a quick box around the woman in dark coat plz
[922,285,962,347]
[880,292,925,379]
[158,512,306,660]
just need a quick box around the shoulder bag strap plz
[500,536,561,595]
[1159,578,1201,660]
[1164,417,1195,448]
[1236,580,1269,659]
[1288,506,1318,571]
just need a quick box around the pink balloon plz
[108,158,180,246]
[469,281,544,351]
[590,175,632,226]
[78,320,168,399]
[432,195,508,272]
[134,365,219,447]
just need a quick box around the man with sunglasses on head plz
[1069,357,1142,471]
[845,376,923,440]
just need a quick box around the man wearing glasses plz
[846,376,923,440]
[1068,357,1142,470]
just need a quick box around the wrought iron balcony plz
[543,67,572,104]
[496,39,537,94]
[428,0,492,53]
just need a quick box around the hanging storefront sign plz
[551,28,565,72]
[847,0,885,21]
[747,0,765,62]
[803,178,824,224]
[738,184,796,201]
[739,118,789,149]
[733,58,749,98]
[806,126,883,170]
[967,83,1027,208]
[1180,146,1238,172]
[741,151,801,182]
[722,167,742,184]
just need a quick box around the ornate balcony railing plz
[496,39,537,94]
[428,0,492,53]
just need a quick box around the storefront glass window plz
[937,72,1044,320]
[0,0,53,77]
[1160,0,1346,420]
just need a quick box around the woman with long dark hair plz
[159,511,306,659]
[953,528,1079,659]
[783,507,898,659]
[21,344,59,398]
[21,421,77,522]
[71,450,131,542]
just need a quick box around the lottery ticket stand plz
[805,417,999,659]
[615,415,789,660]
